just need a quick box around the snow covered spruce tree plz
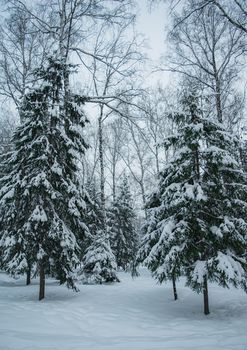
[81,231,120,284]
[108,175,139,271]
[136,91,247,314]
[0,57,90,300]
[84,179,103,243]
[80,179,119,284]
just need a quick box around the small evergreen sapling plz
[81,230,120,284]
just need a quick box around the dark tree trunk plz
[203,276,210,315]
[212,57,223,123]
[98,109,107,233]
[26,267,31,286]
[215,81,223,124]
[155,144,160,177]
[172,274,178,300]
[112,163,116,202]
[98,113,104,207]
[140,182,147,219]
[39,263,45,301]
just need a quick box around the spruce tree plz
[108,175,139,271]
[136,92,247,314]
[80,179,119,284]
[81,230,120,284]
[0,57,90,300]
[84,179,103,243]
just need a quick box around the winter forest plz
[0,0,247,349]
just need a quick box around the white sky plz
[135,1,173,87]
[136,1,169,61]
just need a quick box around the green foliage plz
[136,91,247,293]
[108,175,139,270]
[80,179,119,284]
[81,231,120,284]
[0,57,90,289]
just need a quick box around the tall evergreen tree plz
[136,92,247,314]
[0,57,90,300]
[108,175,139,270]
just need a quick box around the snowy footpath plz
[0,269,247,350]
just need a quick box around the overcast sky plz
[137,2,168,60]
[135,1,172,86]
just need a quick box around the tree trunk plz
[140,181,147,219]
[203,276,210,315]
[212,54,223,123]
[155,144,160,177]
[172,274,178,300]
[112,162,116,202]
[98,109,107,231]
[39,262,45,301]
[215,79,223,124]
[26,267,31,286]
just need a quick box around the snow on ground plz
[0,269,247,350]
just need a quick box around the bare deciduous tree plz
[164,1,246,124]
[104,118,126,201]
[82,19,144,225]
[0,4,48,119]
[156,0,247,34]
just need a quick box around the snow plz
[0,269,247,350]
[0,186,15,201]
[31,206,48,223]
[51,160,63,176]
[213,252,245,281]
[192,260,207,284]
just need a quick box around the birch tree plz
[166,1,246,125]
[0,3,48,120]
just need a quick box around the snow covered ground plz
[0,269,247,350]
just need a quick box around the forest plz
[0,1,247,349]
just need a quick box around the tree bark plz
[215,78,223,123]
[203,275,210,315]
[98,108,107,231]
[155,144,160,177]
[39,262,45,301]
[26,267,31,286]
[112,161,116,202]
[172,274,178,300]
[212,41,223,124]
